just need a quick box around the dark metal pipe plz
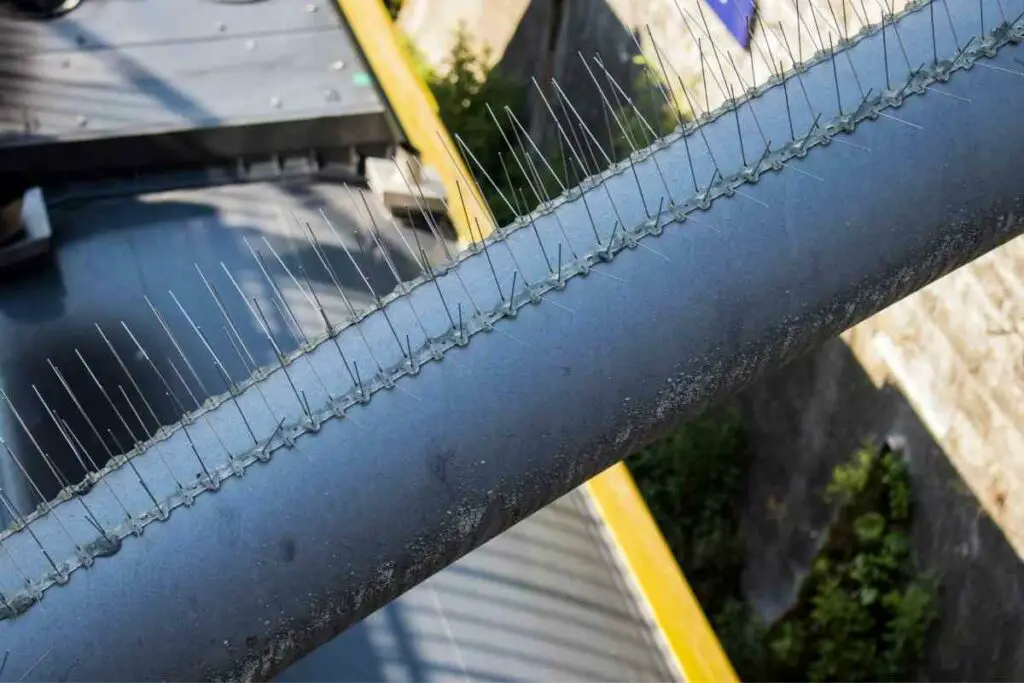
[0,2,1022,679]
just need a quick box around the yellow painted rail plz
[587,463,739,682]
[335,0,493,244]
[338,3,738,681]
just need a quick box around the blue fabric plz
[706,0,755,48]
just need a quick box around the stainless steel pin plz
[507,271,518,315]
[531,77,592,188]
[144,296,213,399]
[551,78,632,237]
[725,53,770,147]
[49,357,163,510]
[386,214,428,275]
[773,27,818,116]
[106,428,125,455]
[871,0,912,72]
[729,85,749,166]
[678,118,700,195]
[74,349,141,445]
[806,0,830,53]
[673,8,725,105]
[194,264,259,372]
[673,73,722,175]
[0,431,56,514]
[586,67,653,215]
[168,292,258,444]
[244,243,308,347]
[688,3,740,98]
[250,297,311,419]
[698,38,712,114]
[625,29,680,133]
[24,393,116,535]
[388,157,457,263]
[0,426,90,545]
[781,63,796,139]
[552,80,613,168]
[593,54,659,141]
[486,103,548,211]
[503,106,567,194]
[831,37,843,115]
[324,204,409,362]
[95,323,162,432]
[881,9,891,90]
[164,352,242,465]
[0,488,63,578]
[456,181,529,285]
[453,134,520,222]
[299,266,366,394]
[0,388,70,489]
[0,514,34,588]
[590,54,674,208]
[221,325,280,423]
[118,385,152,441]
[472,218,506,305]
[930,0,938,65]
[120,321,215,481]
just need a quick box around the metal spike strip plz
[0,0,1020,637]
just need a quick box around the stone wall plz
[739,234,1024,680]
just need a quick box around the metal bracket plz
[0,188,52,271]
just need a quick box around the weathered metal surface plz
[0,0,1021,679]
[277,490,676,682]
[0,0,393,181]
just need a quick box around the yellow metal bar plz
[586,463,740,683]
[343,3,735,679]
[334,0,493,243]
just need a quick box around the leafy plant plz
[631,430,938,682]
[625,404,762,672]
[764,444,939,681]
[383,0,403,20]
[627,404,751,616]
[425,26,531,228]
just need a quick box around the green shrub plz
[425,27,531,228]
[383,0,402,20]
[765,444,938,681]
[625,404,766,674]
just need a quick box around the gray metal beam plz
[0,0,1022,679]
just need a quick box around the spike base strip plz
[0,6,1023,682]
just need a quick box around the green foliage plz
[415,19,682,229]
[625,404,765,673]
[606,70,681,162]
[383,0,403,20]
[424,26,530,227]
[630,427,938,682]
[627,404,751,617]
[764,444,938,681]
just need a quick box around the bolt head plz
[330,60,345,71]
[270,96,282,109]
